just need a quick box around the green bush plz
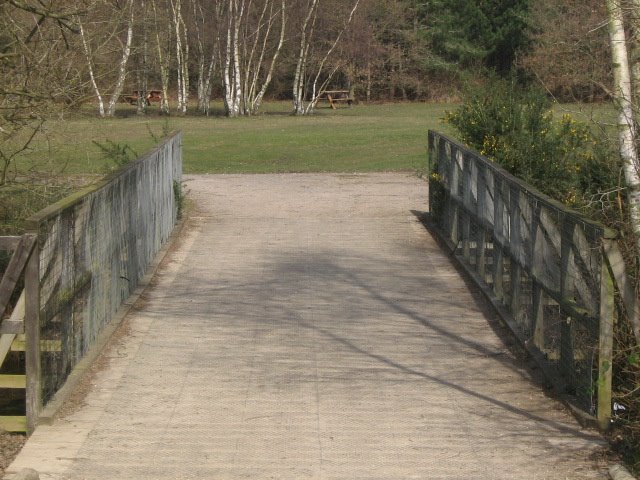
[445,77,616,206]
[92,140,138,171]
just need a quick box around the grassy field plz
[17,102,455,177]
[2,100,616,235]
[13,100,617,177]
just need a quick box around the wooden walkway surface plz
[8,174,606,479]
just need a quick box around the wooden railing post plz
[532,283,546,351]
[598,239,615,430]
[24,234,41,434]
[448,147,460,246]
[427,133,434,209]
[603,237,640,343]
[528,198,546,353]
[462,153,472,260]
[493,177,505,300]
[476,164,487,280]
[509,186,522,322]
[560,216,575,381]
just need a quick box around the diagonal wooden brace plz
[0,234,36,320]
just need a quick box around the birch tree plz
[78,16,106,117]
[222,0,242,116]
[135,0,150,115]
[292,0,361,115]
[107,1,134,116]
[221,0,286,117]
[78,0,135,118]
[193,0,218,115]
[171,0,189,114]
[292,0,318,115]
[606,0,640,257]
[627,0,640,105]
[150,0,171,114]
[242,0,286,114]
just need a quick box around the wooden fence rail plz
[0,234,38,433]
[0,131,182,433]
[427,130,618,429]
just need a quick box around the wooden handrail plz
[427,130,618,430]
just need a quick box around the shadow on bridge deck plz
[7,173,607,479]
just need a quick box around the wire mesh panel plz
[427,131,608,417]
[26,133,182,405]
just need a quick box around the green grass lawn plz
[3,101,456,233]
[17,101,454,176]
[13,100,616,178]
[2,100,616,234]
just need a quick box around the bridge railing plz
[428,130,616,428]
[23,132,182,431]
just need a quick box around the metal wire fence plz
[428,131,614,423]
[26,133,182,406]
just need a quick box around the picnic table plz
[320,89,355,109]
[122,90,163,106]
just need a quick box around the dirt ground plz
[0,432,26,476]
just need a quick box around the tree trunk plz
[244,0,286,115]
[222,0,245,117]
[136,0,149,115]
[250,2,286,114]
[629,0,640,106]
[151,0,171,114]
[242,0,271,114]
[78,17,106,117]
[232,0,243,115]
[172,0,189,114]
[292,0,360,115]
[106,1,135,117]
[222,1,238,116]
[606,0,640,257]
[366,60,371,103]
[292,0,319,115]
[199,53,216,115]
[193,0,207,114]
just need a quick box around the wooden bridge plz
[3,166,610,478]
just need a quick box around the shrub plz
[92,140,138,171]
[445,76,615,206]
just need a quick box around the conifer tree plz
[422,0,530,73]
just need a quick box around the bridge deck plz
[8,174,605,479]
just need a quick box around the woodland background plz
[0,0,612,123]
